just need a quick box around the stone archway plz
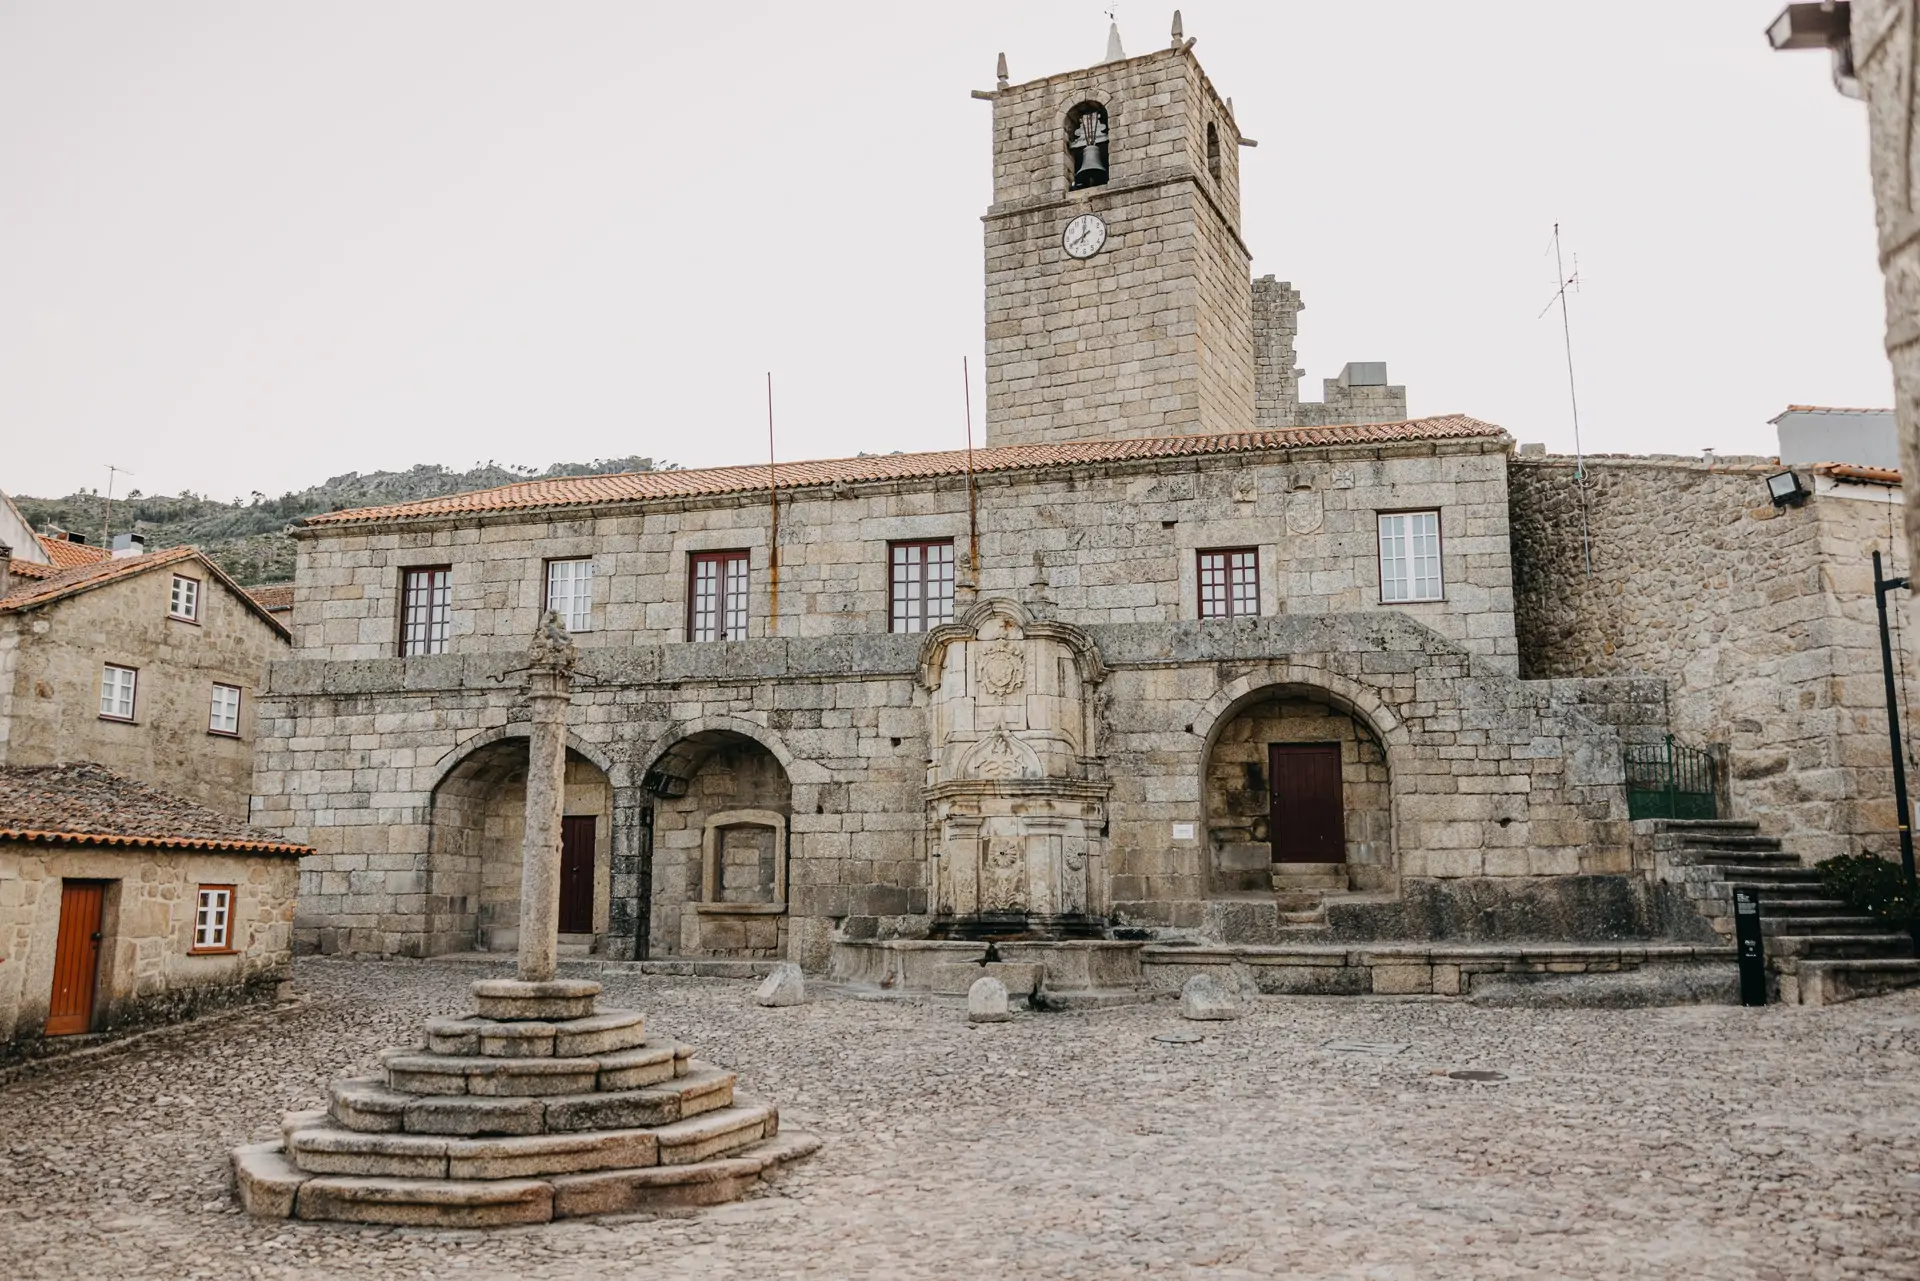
[426,736,614,956]
[641,729,793,958]
[1198,678,1398,896]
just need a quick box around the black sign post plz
[1733,887,1767,1007]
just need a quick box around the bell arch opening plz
[1066,102,1110,190]
[644,729,793,958]
[427,737,614,956]
[1202,684,1394,897]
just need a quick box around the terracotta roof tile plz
[246,584,294,612]
[7,558,61,581]
[1811,461,1903,486]
[302,415,1505,527]
[0,762,311,855]
[39,535,110,570]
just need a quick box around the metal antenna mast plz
[101,464,131,549]
[1538,224,1592,577]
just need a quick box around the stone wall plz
[256,608,1634,965]
[653,737,791,957]
[286,442,1519,671]
[0,560,287,821]
[984,47,1254,445]
[1511,454,1919,860]
[0,839,297,1053]
[1251,277,1410,430]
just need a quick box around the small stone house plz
[0,762,306,1057]
[0,543,292,822]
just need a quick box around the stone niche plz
[921,599,1110,936]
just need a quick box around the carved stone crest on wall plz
[977,642,1026,697]
[983,837,1027,911]
[963,729,1040,780]
[1286,492,1324,534]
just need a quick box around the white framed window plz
[1378,511,1444,602]
[890,540,956,633]
[192,885,233,952]
[99,664,138,720]
[1198,548,1260,619]
[688,551,750,642]
[209,683,242,736]
[546,559,595,632]
[169,574,200,622]
[400,566,452,656]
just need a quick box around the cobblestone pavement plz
[4,959,1920,1280]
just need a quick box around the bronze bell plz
[1074,143,1107,187]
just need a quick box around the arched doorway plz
[428,738,614,955]
[643,729,792,958]
[1202,685,1393,896]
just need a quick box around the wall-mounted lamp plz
[1766,470,1809,507]
[1767,3,1859,98]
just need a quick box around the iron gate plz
[1626,735,1718,821]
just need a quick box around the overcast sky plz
[0,2,1888,502]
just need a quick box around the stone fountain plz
[232,616,818,1226]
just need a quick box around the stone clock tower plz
[982,26,1256,446]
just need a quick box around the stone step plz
[286,1121,664,1180]
[1767,933,1915,960]
[1755,897,1854,917]
[424,1009,646,1059]
[652,1097,779,1166]
[1655,819,1762,833]
[236,1129,821,1225]
[1711,865,1821,883]
[1685,848,1797,864]
[1272,863,1346,892]
[543,1065,738,1133]
[1794,958,1920,1006]
[1760,914,1886,936]
[380,1033,685,1099]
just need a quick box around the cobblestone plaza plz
[3,958,1919,1280]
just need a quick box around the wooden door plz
[559,815,596,935]
[1268,743,1346,864]
[46,881,106,1036]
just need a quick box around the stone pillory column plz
[519,612,577,984]
[229,606,820,1224]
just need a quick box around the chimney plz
[0,541,11,600]
[109,531,146,559]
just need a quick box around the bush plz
[1816,853,1920,922]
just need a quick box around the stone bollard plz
[1180,973,1243,1021]
[968,975,1012,1023]
[755,962,806,1007]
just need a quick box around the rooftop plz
[300,415,1505,528]
[0,762,311,856]
[0,544,293,640]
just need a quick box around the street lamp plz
[1766,3,1860,97]
[1873,550,1920,952]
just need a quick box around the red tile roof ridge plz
[1780,404,1896,414]
[302,415,1504,527]
[1810,461,1903,485]
[39,534,110,570]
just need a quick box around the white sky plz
[0,1,1889,501]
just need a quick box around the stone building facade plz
[1511,453,1917,864]
[0,545,292,822]
[0,762,304,1058]
[257,28,1679,966]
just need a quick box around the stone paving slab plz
[6,957,1920,1279]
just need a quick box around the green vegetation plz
[1816,851,1920,923]
[11,457,662,586]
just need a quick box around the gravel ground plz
[4,957,1920,1280]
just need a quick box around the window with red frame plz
[688,551,750,641]
[1198,548,1259,619]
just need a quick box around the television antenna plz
[1538,223,1591,578]
[101,464,133,549]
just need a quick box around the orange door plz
[45,881,106,1036]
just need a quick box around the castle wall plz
[1511,454,1919,861]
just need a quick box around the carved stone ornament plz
[977,643,1026,697]
[1285,492,1324,535]
[527,610,579,677]
[964,730,1038,780]
[983,838,1027,911]
[986,838,1023,870]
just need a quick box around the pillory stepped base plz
[231,977,818,1225]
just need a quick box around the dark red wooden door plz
[1269,743,1345,864]
[46,881,106,1036]
[559,816,596,935]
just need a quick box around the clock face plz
[1063,213,1107,259]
